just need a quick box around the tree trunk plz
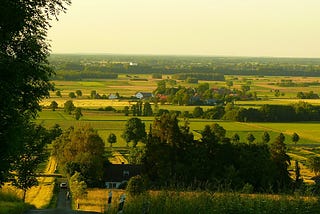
[22,190,26,202]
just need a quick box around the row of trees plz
[140,114,294,192]
[50,55,320,77]
[182,102,320,122]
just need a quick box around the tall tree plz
[69,171,87,209]
[143,102,153,116]
[11,124,50,201]
[0,0,70,185]
[270,133,291,190]
[292,132,300,145]
[52,125,105,186]
[107,133,117,147]
[122,118,146,147]
[49,101,58,111]
[74,107,83,120]
[262,131,270,144]
[64,100,75,114]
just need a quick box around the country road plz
[25,188,99,214]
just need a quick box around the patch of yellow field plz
[25,157,57,208]
[77,189,125,213]
[40,99,132,108]
[3,157,57,208]
[109,151,128,164]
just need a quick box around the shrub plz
[126,175,146,197]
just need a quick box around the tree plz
[143,102,153,116]
[75,90,82,97]
[122,118,146,147]
[0,0,70,185]
[90,90,97,99]
[211,123,226,142]
[292,132,300,145]
[193,106,204,118]
[69,171,87,208]
[12,124,50,201]
[270,133,291,190]
[226,80,233,88]
[107,133,117,147]
[126,175,146,197]
[49,101,58,111]
[124,106,130,116]
[64,100,75,114]
[56,90,62,97]
[74,107,83,120]
[48,124,63,142]
[262,131,270,144]
[52,125,105,186]
[241,85,250,94]
[231,133,240,143]
[69,92,76,99]
[247,133,255,143]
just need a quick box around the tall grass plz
[110,191,320,214]
[0,190,34,214]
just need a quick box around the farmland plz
[34,74,320,212]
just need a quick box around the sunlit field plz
[35,76,320,210]
[2,157,57,209]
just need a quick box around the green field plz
[37,76,320,184]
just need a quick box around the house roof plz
[105,164,142,182]
[136,92,153,97]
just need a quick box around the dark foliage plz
[0,0,70,185]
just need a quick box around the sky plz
[48,0,320,57]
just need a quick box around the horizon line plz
[50,52,320,59]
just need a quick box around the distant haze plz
[48,0,320,58]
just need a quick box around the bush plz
[242,183,254,194]
[126,175,146,196]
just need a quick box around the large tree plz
[52,125,105,186]
[0,0,70,185]
[122,118,146,147]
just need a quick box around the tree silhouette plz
[107,133,117,147]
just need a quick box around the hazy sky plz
[48,0,320,57]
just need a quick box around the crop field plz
[35,76,320,203]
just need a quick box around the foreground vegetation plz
[0,190,34,214]
[77,189,320,214]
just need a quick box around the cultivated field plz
[35,76,320,211]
